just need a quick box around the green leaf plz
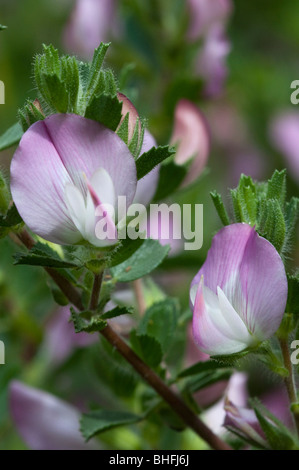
[210,350,250,365]
[110,238,169,282]
[286,274,299,315]
[130,331,163,367]
[258,199,286,253]
[70,308,107,333]
[153,162,187,201]
[80,409,141,441]
[136,146,175,180]
[184,369,232,394]
[0,25,7,31]
[93,339,139,397]
[230,188,242,223]
[178,359,230,378]
[116,112,129,144]
[285,197,299,235]
[85,43,111,100]
[13,242,80,268]
[266,169,286,207]
[0,122,23,151]
[0,204,23,227]
[18,100,45,131]
[85,93,122,131]
[101,305,133,320]
[252,399,298,450]
[138,299,179,354]
[109,237,145,268]
[210,191,230,226]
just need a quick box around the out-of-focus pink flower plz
[190,224,287,356]
[186,0,232,40]
[63,0,117,60]
[195,24,231,97]
[224,399,268,448]
[269,112,299,182]
[170,99,210,186]
[10,114,137,247]
[203,372,248,435]
[9,381,99,450]
[44,307,97,366]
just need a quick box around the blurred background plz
[0,0,298,449]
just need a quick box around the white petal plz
[64,184,86,239]
[90,167,116,208]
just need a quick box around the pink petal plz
[9,381,98,450]
[236,227,288,340]
[11,114,137,245]
[191,224,287,353]
[170,100,210,185]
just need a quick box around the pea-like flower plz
[170,99,210,186]
[190,223,287,356]
[10,114,137,247]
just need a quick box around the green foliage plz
[109,237,145,267]
[0,172,11,215]
[84,44,111,102]
[85,93,122,131]
[0,25,7,30]
[80,410,142,441]
[13,242,80,268]
[178,359,231,378]
[183,369,232,394]
[110,238,170,282]
[34,45,80,114]
[136,146,175,180]
[210,191,230,226]
[0,204,22,227]
[252,399,299,450]
[130,331,163,367]
[70,308,107,333]
[101,305,133,320]
[286,274,299,315]
[0,122,23,151]
[138,299,179,355]
[153,161,188,201]
[212,170,298,255]
[18,100,45,132]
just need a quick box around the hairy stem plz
[89,272,103,310]
[279,338,299,434]
[15,228,232,450]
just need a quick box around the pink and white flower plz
[190,224,287,356]
[10,114,137,247]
